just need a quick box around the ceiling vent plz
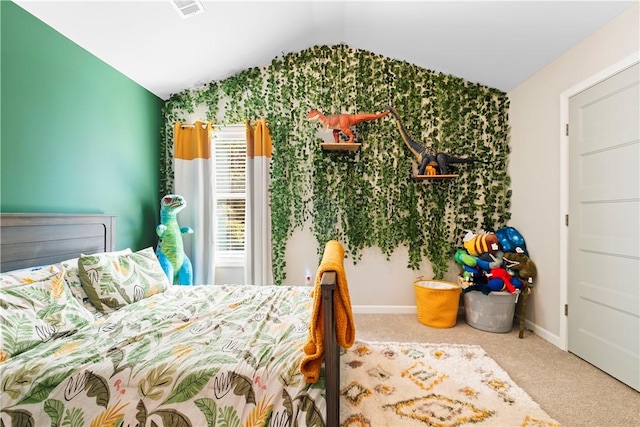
[169,0,205,19]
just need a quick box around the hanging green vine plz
[160,44,511,283]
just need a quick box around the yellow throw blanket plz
[300,240,356,384]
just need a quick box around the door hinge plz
[565,123,569,136]
[565,214,569,226]
[564,304,569,316]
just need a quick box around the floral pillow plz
[0,265,94,362]
[60,249,132,316]
[78,247,170,314]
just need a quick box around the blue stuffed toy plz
[156,194,193,285]
[495,226,528,255]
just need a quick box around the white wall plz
[282,225,460,312]
[507,4,639,346]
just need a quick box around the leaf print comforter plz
[0,285,326,427]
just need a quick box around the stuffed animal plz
[454,248,477,267]
[503,252,537,280]
[156,194,193,285]
[488,268,520,294]
[456,233,527,296]
[462,282,493,295]
[476,251,504,271]
[463,231,500,256]
[495,226,528,255]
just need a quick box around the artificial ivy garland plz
[161,44,511,283]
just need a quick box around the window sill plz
[215,255,244,268]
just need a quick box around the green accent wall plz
[1,1,163,251]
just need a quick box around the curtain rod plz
[179,122,246,129]
[179,122,211,129]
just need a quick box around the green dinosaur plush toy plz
[156,194,193,285]
[503,252,537,281]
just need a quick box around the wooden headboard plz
[0,213,115,273]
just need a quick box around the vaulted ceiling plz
[14,1,637,100]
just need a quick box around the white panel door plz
[568,63,639,391]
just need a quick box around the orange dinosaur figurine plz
[307,109,389,143]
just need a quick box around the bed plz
[0,213,351,427]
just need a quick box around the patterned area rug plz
[340,341,560,427]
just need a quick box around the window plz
[212,125,246,263]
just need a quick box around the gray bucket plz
[463,290,518,333]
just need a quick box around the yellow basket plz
[414,278,461,328]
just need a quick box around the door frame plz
[558,52,639,351]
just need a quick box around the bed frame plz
[0,213,340,427]
[0,213,116,272]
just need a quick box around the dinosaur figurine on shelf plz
[307,108,389,144]
[386,106,479,175]
[156,194,193,285]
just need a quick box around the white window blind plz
[213,125,246,259]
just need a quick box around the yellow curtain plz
[174,121,213,160]
[245,119,273,158]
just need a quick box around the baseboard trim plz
[353,305,466,316]
[353,305,564,349]
[523,319,563,349]
[352,305,417,314]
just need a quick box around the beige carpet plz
[340,340,559,427]
[353,313,640,427]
